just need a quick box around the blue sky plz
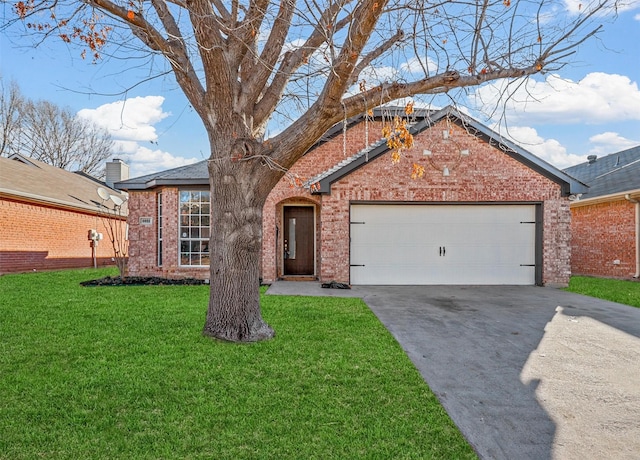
[1,2,639,179]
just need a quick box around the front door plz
[283,206,315,276]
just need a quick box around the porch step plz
[279,276,318,282]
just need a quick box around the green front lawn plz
[0,268,475,460]
[566,276,640,308]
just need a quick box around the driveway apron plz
[267,283,640,460]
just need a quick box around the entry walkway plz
[266,282,640,460]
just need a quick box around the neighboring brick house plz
[0,154,129,274]
[117,106,586,286]
[564,146,640,279]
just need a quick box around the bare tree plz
[0,77,114,176]
[0,76,24,157]
[8,0,618,341]
[97,192,129,277]
[13,98,114,176]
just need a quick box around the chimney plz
[587,155,597,164]
[105,159,130,188]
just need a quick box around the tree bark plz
[202,156,275,342]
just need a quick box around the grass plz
[0,268,476,460]
[566,276,640,308]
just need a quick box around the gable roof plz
[0,154,127,215]
[563,145,640,200]
[115,105,588,197]
[311,106,588,196]
[114,106,433,191]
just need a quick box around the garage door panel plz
[350,204,536,285]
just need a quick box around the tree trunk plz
[202,158,275,342]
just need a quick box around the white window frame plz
[157,192,163,266]
[178,190,211,267]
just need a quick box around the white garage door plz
[350,204,537,285]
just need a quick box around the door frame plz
[281,203,317,277]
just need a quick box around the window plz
[157,192,163,266]
[179,190,210,266]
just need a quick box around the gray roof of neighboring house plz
[311,106,588,196]
[115,105,588,197]
[0,154,127,215]
[563,145,640,199]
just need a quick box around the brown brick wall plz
[0,197,124,274]
[296,120,570,286]
[127,188,210,279]
[261,120,386,282]
[276,118,571,285]
[126,118,572,286]
[570,200,637,278]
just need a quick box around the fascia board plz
[569,188,640,207]
[0,189,127,218]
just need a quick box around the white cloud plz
[496,127,640,169]
[471,73,640,125]
[586,132,640,156]
[120,145,199,177]
[619,0,640,12]
[501,126,585,168]
[358,56,439,85]
[79,96,199,178]
[78,96,169,142]
[358,65,400,85]
[400,56,438,74]
[563,0,637,15]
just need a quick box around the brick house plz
[0,154,129,274]
[564,146,640,279]
[116,106,586,286]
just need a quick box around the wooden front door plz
[283,206,315,276]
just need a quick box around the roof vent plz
[587,155,597,164]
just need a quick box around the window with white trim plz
[179,190,210,266]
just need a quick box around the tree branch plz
[347,28,405,87]
[228,0,271,69]
[317,0,389,112]
[238,0,296,116]
[253,1,355,126]
[268,62,549,172]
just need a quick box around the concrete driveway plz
[266,283,640,460]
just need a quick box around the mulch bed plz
[80,276,208,287]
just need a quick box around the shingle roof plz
[0,154,127,214]
[115,160,209,190]
[563,145,640,199]
[311,106,588,196]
